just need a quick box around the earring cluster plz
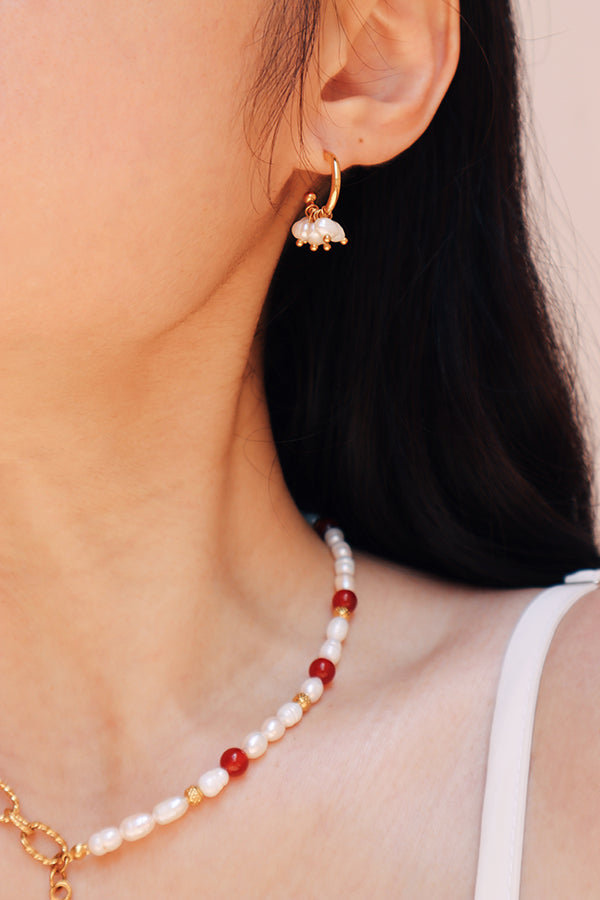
[291,151,348,252]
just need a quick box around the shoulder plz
[328,552,541,895]
[352,550,539,672]
[521,585,600,898]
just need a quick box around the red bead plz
[220,748,249,777]
[332,589,358,613]
[309,658,336,684]
[314,517,339,539]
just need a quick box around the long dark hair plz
[257,0,600,587]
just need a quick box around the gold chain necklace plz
[0,518,357,899]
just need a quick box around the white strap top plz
[474,569,600,899]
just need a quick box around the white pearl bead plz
[261,716,286,742]
[300,676,324,703]
[291,217,311,241]
[242,730,268,759]
[120,812,155,842]
[314,217,346,242]
[88,826,122,857]
[327,616,349,642]
[152,796,189,825]
[332,541,352,559]
[324,527,344,547]
[307,226,324,247]
[102,826,124,852]
[320,638,342,664]
[277,701,303,728]
[88,833,106,857]
[334,556,355,575]
[313,217,332,236]
[198,767,230,798]
[334,573,355,591]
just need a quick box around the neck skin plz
[0,207,333,812]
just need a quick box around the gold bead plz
[296,239,305,247]
[185,786,204,807]
[293,692,312,711]
[341,237,349,245]
[334,606,351,619]
[310,244,318,252]
[70,843,89,860]
[304,192,317,203]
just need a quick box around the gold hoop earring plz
[291,151,349,252]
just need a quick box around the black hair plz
[257,0,600,587]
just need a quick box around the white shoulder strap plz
[474,570,600,900]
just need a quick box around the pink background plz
[519,0,600,515]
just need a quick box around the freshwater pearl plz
[120,813,155,842]
[277,701,303,728]
[88,826,122,857]
[243,731,269,759]
[320,638,342,664]
[334,557,355,575]
[306,225,325,247]
[300,676,324,703]
[334,573,355,591]
[88,833,105,857]
[327,616,349,642]
[314,217,346,242]
[291,217,311,241]
[331,541,352,559]
[153,796,189,826]
[324,527,344,547]
[198,767,229,798]
[261,716,286,742]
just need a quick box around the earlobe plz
[302,0,460,171]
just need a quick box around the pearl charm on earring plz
[292,151,349,252]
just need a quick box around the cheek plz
[0,1,263,339]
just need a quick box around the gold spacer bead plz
[334,606,351,619]
[293,692,312,711]
[340,237,349,245]
[185,786,204,807]
[70,843,90,860]
[310,244,318,252]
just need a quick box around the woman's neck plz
[0,250,332,799]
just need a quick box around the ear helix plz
[291,151,348,252]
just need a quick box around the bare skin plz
[0,1,597,897]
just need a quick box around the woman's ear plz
[301,0,460,172]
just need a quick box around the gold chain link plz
[0,780,20,824]
[7,808,35,836]
[0,779,88,899]
[20,821,69,865]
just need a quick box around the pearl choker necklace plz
[0,518,358,899]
